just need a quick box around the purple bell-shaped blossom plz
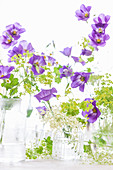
[5,22,26,40]
[89,31,110,50]
[93,13,110,25]
[80,49,92,56]
[29,54,46,75]
[71,72,92,92]
[60,47,72,57]
[34,88,57,102]
[36,106,47,116]
[0,65,15,79]
[75,4,91,21]
[59,65,72,78]
[47,56,56,66]
[71,56,86,66]
[82,98,101,123]
[0,32,17,49]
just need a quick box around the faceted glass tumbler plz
[0,98,26,163]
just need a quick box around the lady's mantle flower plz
[36,106,47,116]
[75,4,91,21]
[29,54,46,75]
[0,65,14,79]
[59,65,72,78]
[82,98,101,123]
[89,31,110,50]
[80,49,92,56]
[60,47,72,57]
[71,56,86,66]
[6,22,26,40]
[71,72,92,92]
[34,88,57,102]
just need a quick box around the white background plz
[0,0,113,74]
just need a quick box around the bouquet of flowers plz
[0,3,112,164]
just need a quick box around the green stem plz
[0,108,6,144]
[46,101,54,117]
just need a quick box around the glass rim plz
[0,98,22,102]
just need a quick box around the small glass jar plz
[52,131,76,160]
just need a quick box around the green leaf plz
[46,43,51,48]
[36,86,40,92]
[52,40,55,48]
[9,74,14,80]
[9,87,18,96]
[54,65,62,75]
[84,144,92,154]
[86,68,92,73]
[66,82,69,89]
[27,109,33,117]
[76,117,86,124]
[0,93,8,98]
[34,146,43,154]
[11,78,19,86]
[87,57,94,62]
[94,136,107,147]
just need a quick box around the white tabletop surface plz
[0,159,113,170]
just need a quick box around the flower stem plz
[0,108,6,144]
[46,101,54,116]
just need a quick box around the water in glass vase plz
[0,143,25,163]
[0,98,26,163]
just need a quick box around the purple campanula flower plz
[29,54,46,75]
[91,14,110,36]
[0,65,14,79]
[36,106,47,116]
[47,56,56,66]
[8,45,23,62]
[93,13,110,25]
[82,98,101,123]
[71,72,92,92]
[59,65,72,78]
[71,56,86,66]
[89,31,110,50]
[60,47,72,57]
[0,33,17,49]
[6,22,26,40]
[75,4,91,21]
[34,88,57,102]
[91,24,106,35]
[80,49,92,56]
[8,40,35,62]
[19,40,35,53]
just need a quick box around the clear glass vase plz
[0,98,26,163]
[52,131,76,160]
